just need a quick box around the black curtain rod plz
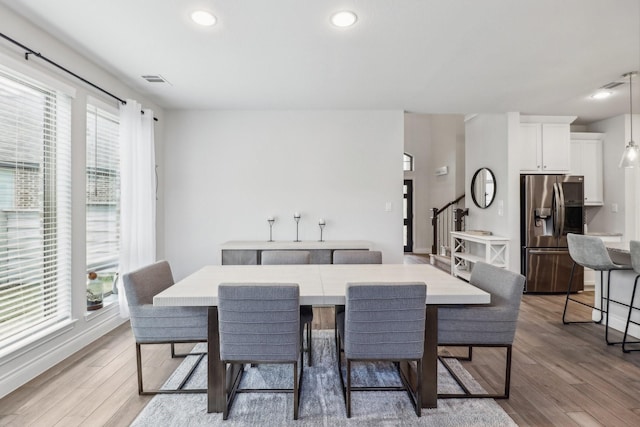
[0,32,158,122]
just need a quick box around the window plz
[86,102,120,306]
[0,66,72,352]
[403,152,414,171]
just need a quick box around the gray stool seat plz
[563,233,633,346]
[336,282,426,418]
[123,260,207,395]
[437,262,524,399]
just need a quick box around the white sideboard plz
[450,231,509,281]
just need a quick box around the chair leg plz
[346,359,352,418]
[415,359,422,417]
[563,263,607,325]
[504,345,512,398]
[293,362,299,420]
[337,332,346,399]
[307,321,312,366]
[605,270,625,346]
[136,343,144,394]
[562,262,577,324]
[438,345,512,399]
[222,362,229,420]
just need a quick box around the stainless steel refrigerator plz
[520,175,584,293]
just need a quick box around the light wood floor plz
[2,254,640,426]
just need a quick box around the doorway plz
[404,179,413,253]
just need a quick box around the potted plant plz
[86,271,104,310]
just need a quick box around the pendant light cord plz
[630,72,634,142]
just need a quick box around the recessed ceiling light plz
[191,10,217,26]
[331,11,357,27]
[591,90,613,100]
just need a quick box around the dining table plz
[153,263,490,412]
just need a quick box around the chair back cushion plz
[567,233,620,270]
[469,262,525,309]
[344,282,426,360]
[261,251,310,265]
[630,240,640,274]
[123,260,174,306]
[123,261,207,343]
[333,250,382,264]
[218,283,300,362]
[438,262,524,345]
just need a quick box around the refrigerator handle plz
[552,182,560,237]
[558,182,566,237]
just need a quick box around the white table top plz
[154,263,490,307]
[220,240,373,250]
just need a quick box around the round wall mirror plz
[471,168,496,209]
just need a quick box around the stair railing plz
[431,195,467,255]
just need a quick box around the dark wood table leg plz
[422,305,438,408]
[208,306,224,413]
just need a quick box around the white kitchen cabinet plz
[450,231,509,281]
[570,132,604,206]
[520,115,576,173]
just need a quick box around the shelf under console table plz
[450,232,509,281]
[220,240,374,265]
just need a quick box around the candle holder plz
[318,223,325,242]
[294,213,301,242]
[267,218,275,242]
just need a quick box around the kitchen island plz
[590,242,639,339]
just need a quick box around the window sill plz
[84,294,119,321]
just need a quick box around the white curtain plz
[117,99,156,317]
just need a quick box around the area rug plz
[131,330,517,426]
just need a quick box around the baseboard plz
[0,309,128,399]
[592,310,640,340]
[411,247,430,254]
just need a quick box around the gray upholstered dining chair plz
[332,250,383,351]
[336,282,427,418]
[122,260,208,395]
[622,240,640,352]
[218,283,302,420]
[438,262,524,399]
[261,250,314,366]
[564,233,632,345]
[332,250,382,264]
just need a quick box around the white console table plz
[220,240,374,265]
[450,231,509,281]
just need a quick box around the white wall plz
[465,113,521,272]
[164,110,405,279]
[403,114,464,254]
[587,114,639,239]
[465,114,509,234]
[0,5,164,398]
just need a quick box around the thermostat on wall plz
[435,166,448,176]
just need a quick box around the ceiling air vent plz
[141,74,169,83]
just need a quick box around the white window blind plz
[0,67,72,351]
[86,103,120,296]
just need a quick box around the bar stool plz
[563,233,632,345]
[622,240,640,353]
